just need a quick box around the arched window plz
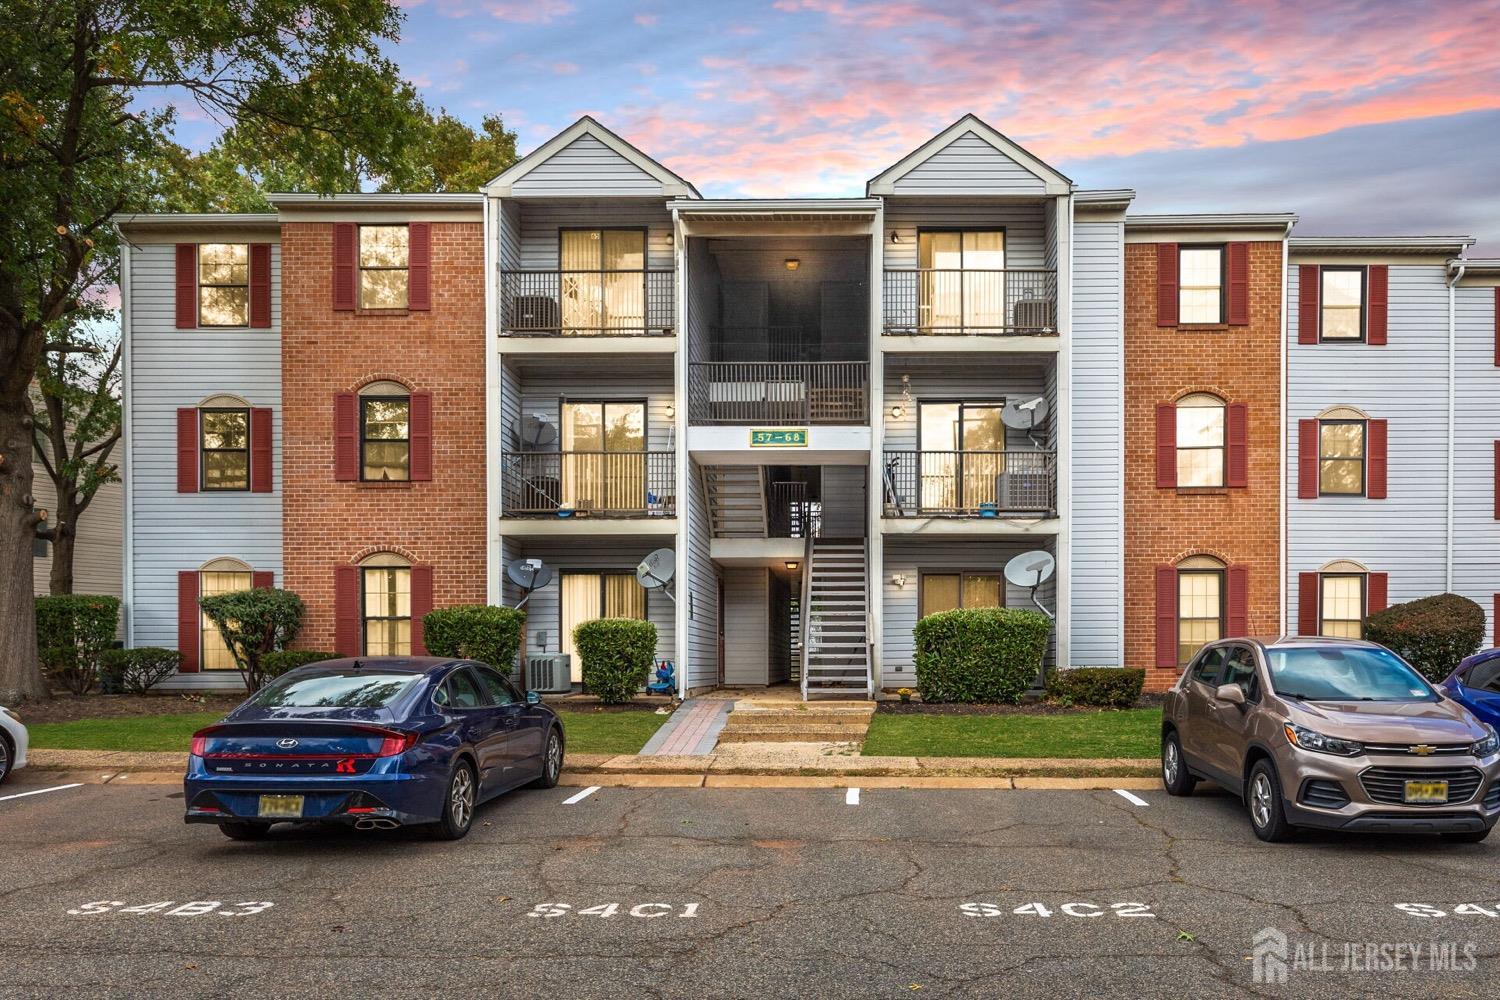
[200,557,252,670]
[1317,406,1367,497]
[198,394,251,491]
[359,381,411,482]
[361,552,411,655]
[1176,393,1226,488]
[1318,559,1368,638]
[1177,554,1225,665]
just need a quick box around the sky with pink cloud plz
[175,0,1500,247]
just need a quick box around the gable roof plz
[866,114,1073,196]
[483,116,700,198]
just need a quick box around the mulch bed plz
[877,695,1163,717]
[24,692,248,725]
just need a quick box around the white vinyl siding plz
[889,132,1048,196]
[511,540,674,667]
[684,458,721,690]
[883,201,1048,271]
[1453,284,1500,620]
[722,566,769,685]
[510,134,667,197]
[31,471,122,600]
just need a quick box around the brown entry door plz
[718,579,726,685]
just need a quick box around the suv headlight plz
[1284,723,1364,757]
[1472,725,1499,759]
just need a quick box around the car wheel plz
[1247,759,1294,843]
[0,734,12,785]
[219,822,271,841]
[529,727,564,790]
[432,760,477,841]
[1441,828,1492,844]
[1161,731,1196,796]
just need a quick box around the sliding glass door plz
[560,229,647,334]
[918,230,1005,333]
[561,401,646,513]
[561,572,648,681]
[918,401,1005,511]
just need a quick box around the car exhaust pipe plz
[354,817,400,831]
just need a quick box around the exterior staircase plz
[801,538,872,698]
[703,466,767,537]
[716,700,875,744]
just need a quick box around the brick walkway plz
[641,698,732,756]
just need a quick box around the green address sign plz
[749,428,808,447]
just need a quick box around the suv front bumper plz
[1274,744,1500,834]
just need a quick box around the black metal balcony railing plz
[688,362,870,425]
[767,481,822,539]
[882,450,1056,516]
[882,268,1058,335]
[500,269,675,336]
[500,451,675,517]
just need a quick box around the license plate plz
[257,794,304,819]
[1404,780,1448,804]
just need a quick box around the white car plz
[0,706,27,784]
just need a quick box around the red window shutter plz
[176,408,199,493]
[333,222,357,310]
[1226,402,1249,488]
[411,564,434,655]
[1226,565,1249,638]
[409,391,433,481]
[1226,242,1249,325]
[175,244,197,329]
[334,564,361,656]
[1155,403,1177,488]
[334,392,359,481]
[1155,565,1178,668]
[1297,419,1318,499]
[1367,572,1388,616]
[1366,265,1388,346]
[1297,572,1319,636]
[1494,440,1499,520]
[1366,418,1388,499]
[252,570,274,589]
[1298,264,1319,344]
[1155,243,1179,327]
[178,571,200,672]
[250,407,273,493]
[407,222,432,311]
[249,243,272,328]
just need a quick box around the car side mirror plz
[1215,683,1246,707]
[526,690,542,705]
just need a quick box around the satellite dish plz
[1001,397,1049,448]
[636,548,676,590]
[1004,550,1056,620]
[519,414,558,450]
[506,558,553,608]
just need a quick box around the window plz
[1191,645,1227,686]
[200,407,250,491]
[918,230,1006,332]
[198,243,249,326]
[361,553,411,655]
[1320,267,1364,341]
[561,571,647,682]
[200,558,252,670]
[436,667,485,709]
[1177,555,1225,666]
[250,670,420,709]
[473,665,517,705]
[360,382,410,482]
[918,401,1006,510]
[1178,247,1224,324]
[560,229,647,333]
[1175,393,1226,488]
[1320,573,1365,639]
[919,572,1004,615]
[1319,416,1365,496]
[1463,656,1500,693]
[1222,645,1260,701]
[561,400,646,511]
[359,225,409,310]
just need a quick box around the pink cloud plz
[634,12,658,26]
[484,0,573,24]
[551,61,580,75]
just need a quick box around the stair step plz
[716,727,866,744]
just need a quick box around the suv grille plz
[1485,784,1500,810]
[1362,742,1471,756]
[1359,766,1483,806]
[1300,779,1351,809]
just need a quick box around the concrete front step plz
[722,714,872,730]
[717,725,868,744]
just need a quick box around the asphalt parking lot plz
[2,775,1497,999]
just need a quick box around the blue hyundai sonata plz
[1442,649,1500,729]
[185,657,564,841]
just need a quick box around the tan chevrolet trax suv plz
[1161,637,1500,842]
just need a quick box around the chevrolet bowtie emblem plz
[1409,745,1437,756]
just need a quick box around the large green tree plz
[0,0,436,703]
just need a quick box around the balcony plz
[500,451,675,517]
[688,362,870,425]
[882,268,1057,336]
[500,269,675,337]
[882,450,1056,517]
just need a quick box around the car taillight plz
[376,731,420,757]
[190,725,227,757]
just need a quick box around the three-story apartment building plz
[115,114,1500,696]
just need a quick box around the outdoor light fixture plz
[889,231,901,243]
[664,402,676,419]
[891,374,912,421]
[891,574,907,588]
[783,258,800,271]
[890,402,904,420]
[785,561,799,571]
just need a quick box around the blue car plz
[1441,649,1500,729]
[185,657,565,841]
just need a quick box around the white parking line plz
[0,783,83,803]
[845,787,860,806]
[1113,789,1149,807]
[563,786,600,805]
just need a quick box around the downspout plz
[1445,262,1464,594]
[482,195,502,607]
[1278,223,1291,636]
[115,227,134,647]
[672,207,689,700]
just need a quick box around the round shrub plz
[422,605,525,673]
[261,650,339,681]
[573,618,657,705]
[35,594,121,695]
[1365,593,1485,683]
[100,647,182,695]
[1046,667,1145,708]
[914,607,1052,704]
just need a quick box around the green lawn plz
[862,707,1163,759]
[28,708,667,757]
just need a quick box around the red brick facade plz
[1124,240,1283,690]
[280,220,488,651]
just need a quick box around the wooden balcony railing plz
[500,269,675,336]
[500,451,675,517]
[882,450,1056,516]
[882,268,1057,335]
[688,362,870,425]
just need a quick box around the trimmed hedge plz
[914,608,1052,704]
[100,647,181,695]
[261,650,339,681]
[1365,593,1485,683]
[199,587,305,691]
[422,605,525,672]
[1046,667,1145,708]
[574,618,657,705]
[36,594,121,695]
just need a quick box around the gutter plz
[1279,221,1292,635]
[1445,263,1464,594]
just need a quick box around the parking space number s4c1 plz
[528,902,699,919]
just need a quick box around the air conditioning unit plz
[1012,299,1055,332]
[520,653,573,694]
[996,469,1051,513]
[511,295,560,332]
